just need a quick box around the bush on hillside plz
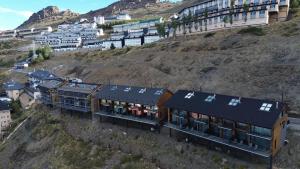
[238,27,266,36]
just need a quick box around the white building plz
[94,16,105,25]
[110,32,125,40]
[175,0,290,35]
[144,35,161,44]
[124,37,142,47]
[0,30,17,40]
[113,17,163,32]
[0,101,11,138]
[102,40,123,50]
[105,13,132,23]
[82,40,103,49]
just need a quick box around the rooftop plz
[164,90,283,129]
[28,70,58,81]
[96,85,168,106]
[58,82,99,94]
[3,81,24,91]
[38,79,63,89]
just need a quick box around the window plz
[111,86,118,91]
[154,90,163,95]
[228,98,240,106]
[260,103,272,111]
[205,95,216,102]
[124,87,131,92]
[139,88,146,94]
[185,92,194,99]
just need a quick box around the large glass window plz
[251,126,271,137]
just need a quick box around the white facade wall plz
[102,40,123,50]
[144,36,161,44]
[0,110,11,135]
[124,38,142,47]
[94,16,105,25]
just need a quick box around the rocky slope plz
[17,6,79,29]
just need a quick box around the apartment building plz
[113,18,163,33]
[0,101,11,139]
[164,90,288,158]
[17,27,52,38]
[175,0,289,35]
[38,79,64,105]
[104,13,132,23]
[102,40,123,50]
[0,30,17,40]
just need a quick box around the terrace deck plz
[95,111,158,126]
[164,123,271,158]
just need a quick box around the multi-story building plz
[164,90,288,158]
[104,13,132,23]
[0,30,17,40]
[38,79,65,105]
[175,0,289,35]
[102,40,123,50]
[17,27,52,39]
[113,18,163,33]
[0,101,11,139]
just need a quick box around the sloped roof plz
[96,85,167,106]
[58,82,99,94]
[27,70,58,81]
[38,79,63,90]
[164,90,283,129]
[3,81,24,91]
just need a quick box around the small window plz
[139,88,146,94]
[205,95,216,102]
[124,87,131,92]
[228,99,240,106]
[260,103,272,111]
[154,90,163,95]
[185,92,194,99]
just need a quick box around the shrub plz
[238,27,266,36]
[204,32,216,38]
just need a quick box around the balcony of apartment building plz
[279,0,289,6]
[40,91,52,105]
[57,90,92,113]
[165,111,271,158]
[96,99,159,126]
[268,0,279,12]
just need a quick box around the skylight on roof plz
[228,98,240,106]
[111,86,118,91]
[205,95,215,102]
[139,88,146,94]
[185,92,194,99]
[260,103,272,112]
[124,87,131,92]
[154,90,163,95]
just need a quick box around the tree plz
[229,0,235,25]
[155,23,166,38]
[187,10,193,33]
[171,19,179,38]
[10,100,22,119]
[110,43,116,50]
[291,0,300,8]
[182,15,188,35]
[223,16,229,27]
[204,8,209,31]
[243,3,250,22]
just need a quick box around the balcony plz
[279,0,289,6]
[164,123,271,158]
[268,4,279,12]
[95,111,158,126]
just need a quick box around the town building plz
[104,13,132,23]
[113,18,163,33]
[164,90,288,158]
[27,70,59,89]
[94,85,173,129]
[38,79,65,105]
[94,16,105,25]
[82,40,103,49]
[3,81,24,101]
[174,0,290,35]
[56,82,101,113]
[0,101,11,139]
[0,30,17,40]
[102,40,123,50]
[17,27,52,39]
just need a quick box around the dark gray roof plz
[58,82,99,94]
[38,80,63,90]
[96,85,167,106]
[27,70,58,80]
[3,81,24,91]
[0,101,10,111]
[164,90,283,129]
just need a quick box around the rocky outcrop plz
[17,6,79,29]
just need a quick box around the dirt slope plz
[33,15,300,115]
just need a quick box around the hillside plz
[17,0,179,29]
[31,13,300,115]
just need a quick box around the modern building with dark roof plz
[37,79,65,105]
[2,81,24,100]
[56,82,101,113]
[27,70,59,88]
[94,85,173,128]
[164,90,288,158]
